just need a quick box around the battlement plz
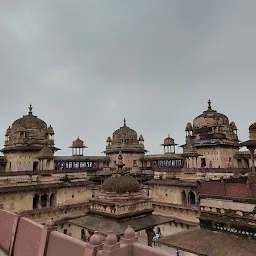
[0,207,170,256]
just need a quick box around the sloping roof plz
[158,228,256,256]
[69,214,173,236]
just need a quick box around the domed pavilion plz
[104,119,147,168]
[181,100,240,168]
[1,104,59,172]
[69,152,173,246]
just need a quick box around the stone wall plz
[196,146,239,168]
[4,152,41,172]
[0,184,92,213]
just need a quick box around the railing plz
[19,202,89,216]
[0,168,102,177]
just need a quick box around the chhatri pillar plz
[240,122,256,173]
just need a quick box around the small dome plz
[249,122,256,131]
[124,225,136,239]
[102,175,140,194]
[72,137,85,148]
[106,136,112,143]
[47,125,54,135]
[230,121,237,131]
[163,135,175,145]
[5,126,11,135]
[104,231,118,246]
[38,144,53,159]
[185,122,193,131]
[90,231,103,246]
[139,134,144,141]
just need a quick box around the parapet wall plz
[0,209,170,256]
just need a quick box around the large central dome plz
[193,100,229,131]
[112,119,138,142]
[12,112,47,131]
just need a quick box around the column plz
[146,228,153,247]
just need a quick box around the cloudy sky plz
[1,1,256,155]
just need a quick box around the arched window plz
[188,191,196,206]
[33,194,39,209]
[181,190,187,205]
[41,194,48,208]
[50,193,56,207]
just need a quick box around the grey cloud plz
[1,1,256,155]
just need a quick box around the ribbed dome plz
[193,100,229,131]
[12,105,47,131]
[102,175,140,194]
[163,136,175,145]
[12,115,47,130]
[72,137,85,148]
[112,119,138,141]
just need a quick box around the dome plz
[249,122,256,131]
[5,126,11,136]
[72,137,85,148]
[11,104,47,131]
[139,134,144,141]
[163,135,175,145]
[102,175,140,194]
[193,100,229,131]
[104,232,118,246]
[230,121,237,131]
[112,118,138,142]
[185,122,193,131]
[89,231,103,246]
[124,225,136,239]
[47,125,54,135]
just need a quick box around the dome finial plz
[208,99,212,110]
[124,118,126,126]
[28,103,33,115]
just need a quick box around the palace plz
[0,100,255,255]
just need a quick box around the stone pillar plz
[146,228,153,247]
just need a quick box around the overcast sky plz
[1,1,256,156]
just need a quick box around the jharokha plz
[0,100,255,256]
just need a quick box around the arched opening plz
[81,229,86,241]
[41,194,48,208]
[181,190,187,205]
[50,193,56,207]
[188,191,196,206]
[33,194,39,209]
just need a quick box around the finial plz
[168,133,170,137]
[28,103,33,115]
[124,118,126,126]
[208,99,212,110]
